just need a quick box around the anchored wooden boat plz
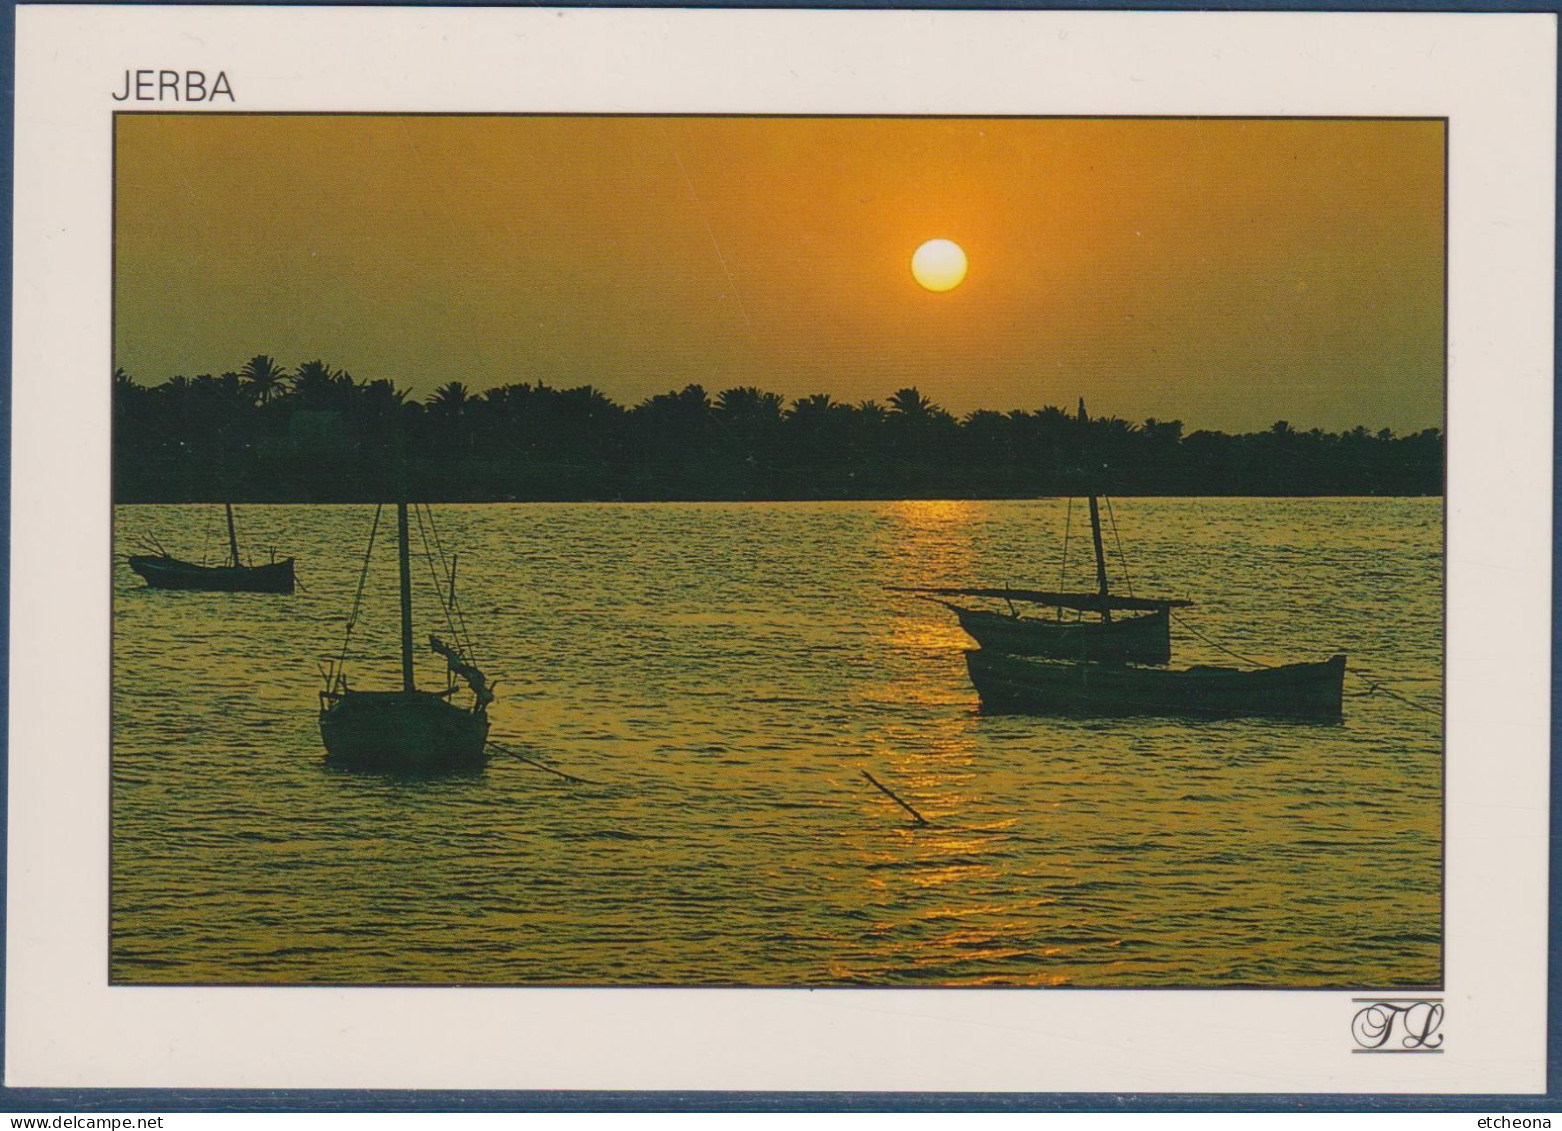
[127,503,295,593]
[965,649,1347,721]
[894,400,1347,721]
[319,502,491,773]
[894,401,1186,665]
[898,587,1185,665]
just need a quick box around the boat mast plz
[225,503,241,568]
[397,502,415,692]
[1087,495,1112,623]
[1077,398,1112,623]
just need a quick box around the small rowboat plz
[964,649,1347,721]
[127,554,295,593]
[127,503,294,594]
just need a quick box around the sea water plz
[111,498,1441,987]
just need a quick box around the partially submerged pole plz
[862,770,929,827]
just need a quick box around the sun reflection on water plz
[112,499,1442,988]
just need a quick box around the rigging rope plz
[413,504,474,669]
[1057,498,1073,622]
[1104,495,1134,597]
[335,503,383,675]
[422,504,478,664]
[413,505,461,641]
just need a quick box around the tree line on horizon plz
[112,356,1444,502]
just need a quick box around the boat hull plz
[947,603,1171,664]
[965,649,1347,721]
[128,555,295,594]
[319,690,490,772]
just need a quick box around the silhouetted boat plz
[965,649,1347,721]
[319,502,492,772]
[895,586,1186,665]
[127,503,294,593]
[893,401,1186,664]
[897,398,1346,719]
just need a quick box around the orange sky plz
[115,115,1444,432]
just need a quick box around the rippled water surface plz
[112,499,1441,986]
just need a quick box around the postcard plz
[5,4,1554,1096]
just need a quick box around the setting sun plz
[911,238,968,292]
[116,116,1445,430]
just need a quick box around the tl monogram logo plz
[1351,998,1445,1053]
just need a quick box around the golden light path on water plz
[112,499,1441,987]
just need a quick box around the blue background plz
[0,0,1554,1113]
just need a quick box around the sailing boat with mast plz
[127,503,295,593]
[900,400,1348,719]
[892,402,1185,665]
[318,502,492,772]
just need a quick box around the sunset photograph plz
[110,114,1444,988]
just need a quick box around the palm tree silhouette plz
[888,386,936,420]
[715,386,784,419]
[788,393,840,422]
[289,359,351,410]
[109,361,1447,501]
[239,355,288,406]
[429,381,471,416]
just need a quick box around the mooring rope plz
[1348,674,1442,716]
[487,739,601,785]
[483,741,931,829]
[1172,611,1271,667]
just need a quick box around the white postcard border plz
[7,6,1554,1093]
